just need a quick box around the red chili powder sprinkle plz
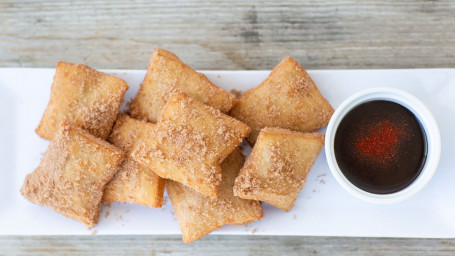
[355,120,401,161]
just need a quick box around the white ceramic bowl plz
[325,87,441,203]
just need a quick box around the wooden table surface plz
[1,1,454,255]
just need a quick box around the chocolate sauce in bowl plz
[334,100,427,194]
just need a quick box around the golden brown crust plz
[229,57,333,144]
[21,123,125,227]
[129,48,237,123]
[167,148,263,243]
[103,114,165,208]
[233,127,324,211]
[131,91,250,198]
[35,61,129,140]
[107,114,152,154]
[103,159,165,208]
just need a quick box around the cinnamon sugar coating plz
[233,128,324,211]
[36,61,129,140]
[21,123,125,227]
[103,114,165,208]
[131,91,250,198]
[230,57,333,144]
[129,48,237,123]
[167,148,263,243]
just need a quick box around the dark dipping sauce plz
[334,100,427,194]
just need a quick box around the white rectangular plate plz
[1,68,454,238]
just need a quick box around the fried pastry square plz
[131,91,250,197]
[36,61,129,140]
[21,123,125,227]
[167,148,263,243]
[129,48,237,123]
[230,57,333,144]
[233,128,324,211]
[103,114,165,208]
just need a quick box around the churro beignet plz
[129,48,237,123]
[131,91,249,198]
[167,148,263,243]
[234,128,324,211]
[103,114,165,208]
[21,123,124,227]
[36,62,129,140]
[230,57,333,144]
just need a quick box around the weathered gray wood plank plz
[1,0,455,255]
[1,235,455,256]
[1,0,455,70]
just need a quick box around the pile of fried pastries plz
[20,49,334,243]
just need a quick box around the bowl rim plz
[325,87,441,204]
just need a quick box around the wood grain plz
[1,0,455,70]
[1,0,455,255]
[1,235,455,256]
